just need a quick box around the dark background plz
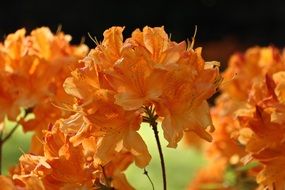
[1,0,285,66]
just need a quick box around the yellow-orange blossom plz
[0,26,220,189]
[188,46,285,190]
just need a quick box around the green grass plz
[2,123,205,189]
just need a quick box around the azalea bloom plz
[187,46,285,190]
[10,122,134,190]
[0,27,87,120]
[0,26,220,189]
[188,159,230,190]
[227,47,285,189]
[0,27,88,155]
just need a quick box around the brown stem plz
[151,121,167,190]
[0,122,20,174]
[0,108,31,174]
[2,123,20,143]
[144,106,167,190]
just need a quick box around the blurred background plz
[2,0,285,189]
[1,0,285,69]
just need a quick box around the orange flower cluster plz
[0,27,88,153]
[0,26,220,189]
[63,26,220,155]
[188,46,285,190]
[7,122,134,190]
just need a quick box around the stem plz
[0,108,31,174]
[0,123,19,175]
[0,132,2,175]
[151,121,167,190]
[144,168,155,190]
[144,106,167,190]
[2,123,20,143]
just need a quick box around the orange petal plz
[123,130,151,168]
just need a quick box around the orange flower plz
[0,27,87,112]
[102,152,135,190]
[63,26,220,161]
[0,25,224,190]
[207,104,246,161]
[187,46,285,189]
[186,95,249,190]
[12,154,52,189]
[256,156,285,190]
[105,27,172,110]
[222,46,285,101]
[5,26,220,189]
[0,175,19,190]
[188,159,230,190]
[0,27,88,158]
[155,49,219,147]
[82,27,124,71]
[12,123,95,190]
[64,68,152,168]
[224,46,285,189]
[111,47,166,110]
[128,26,186,70]
[11,117,138,190]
